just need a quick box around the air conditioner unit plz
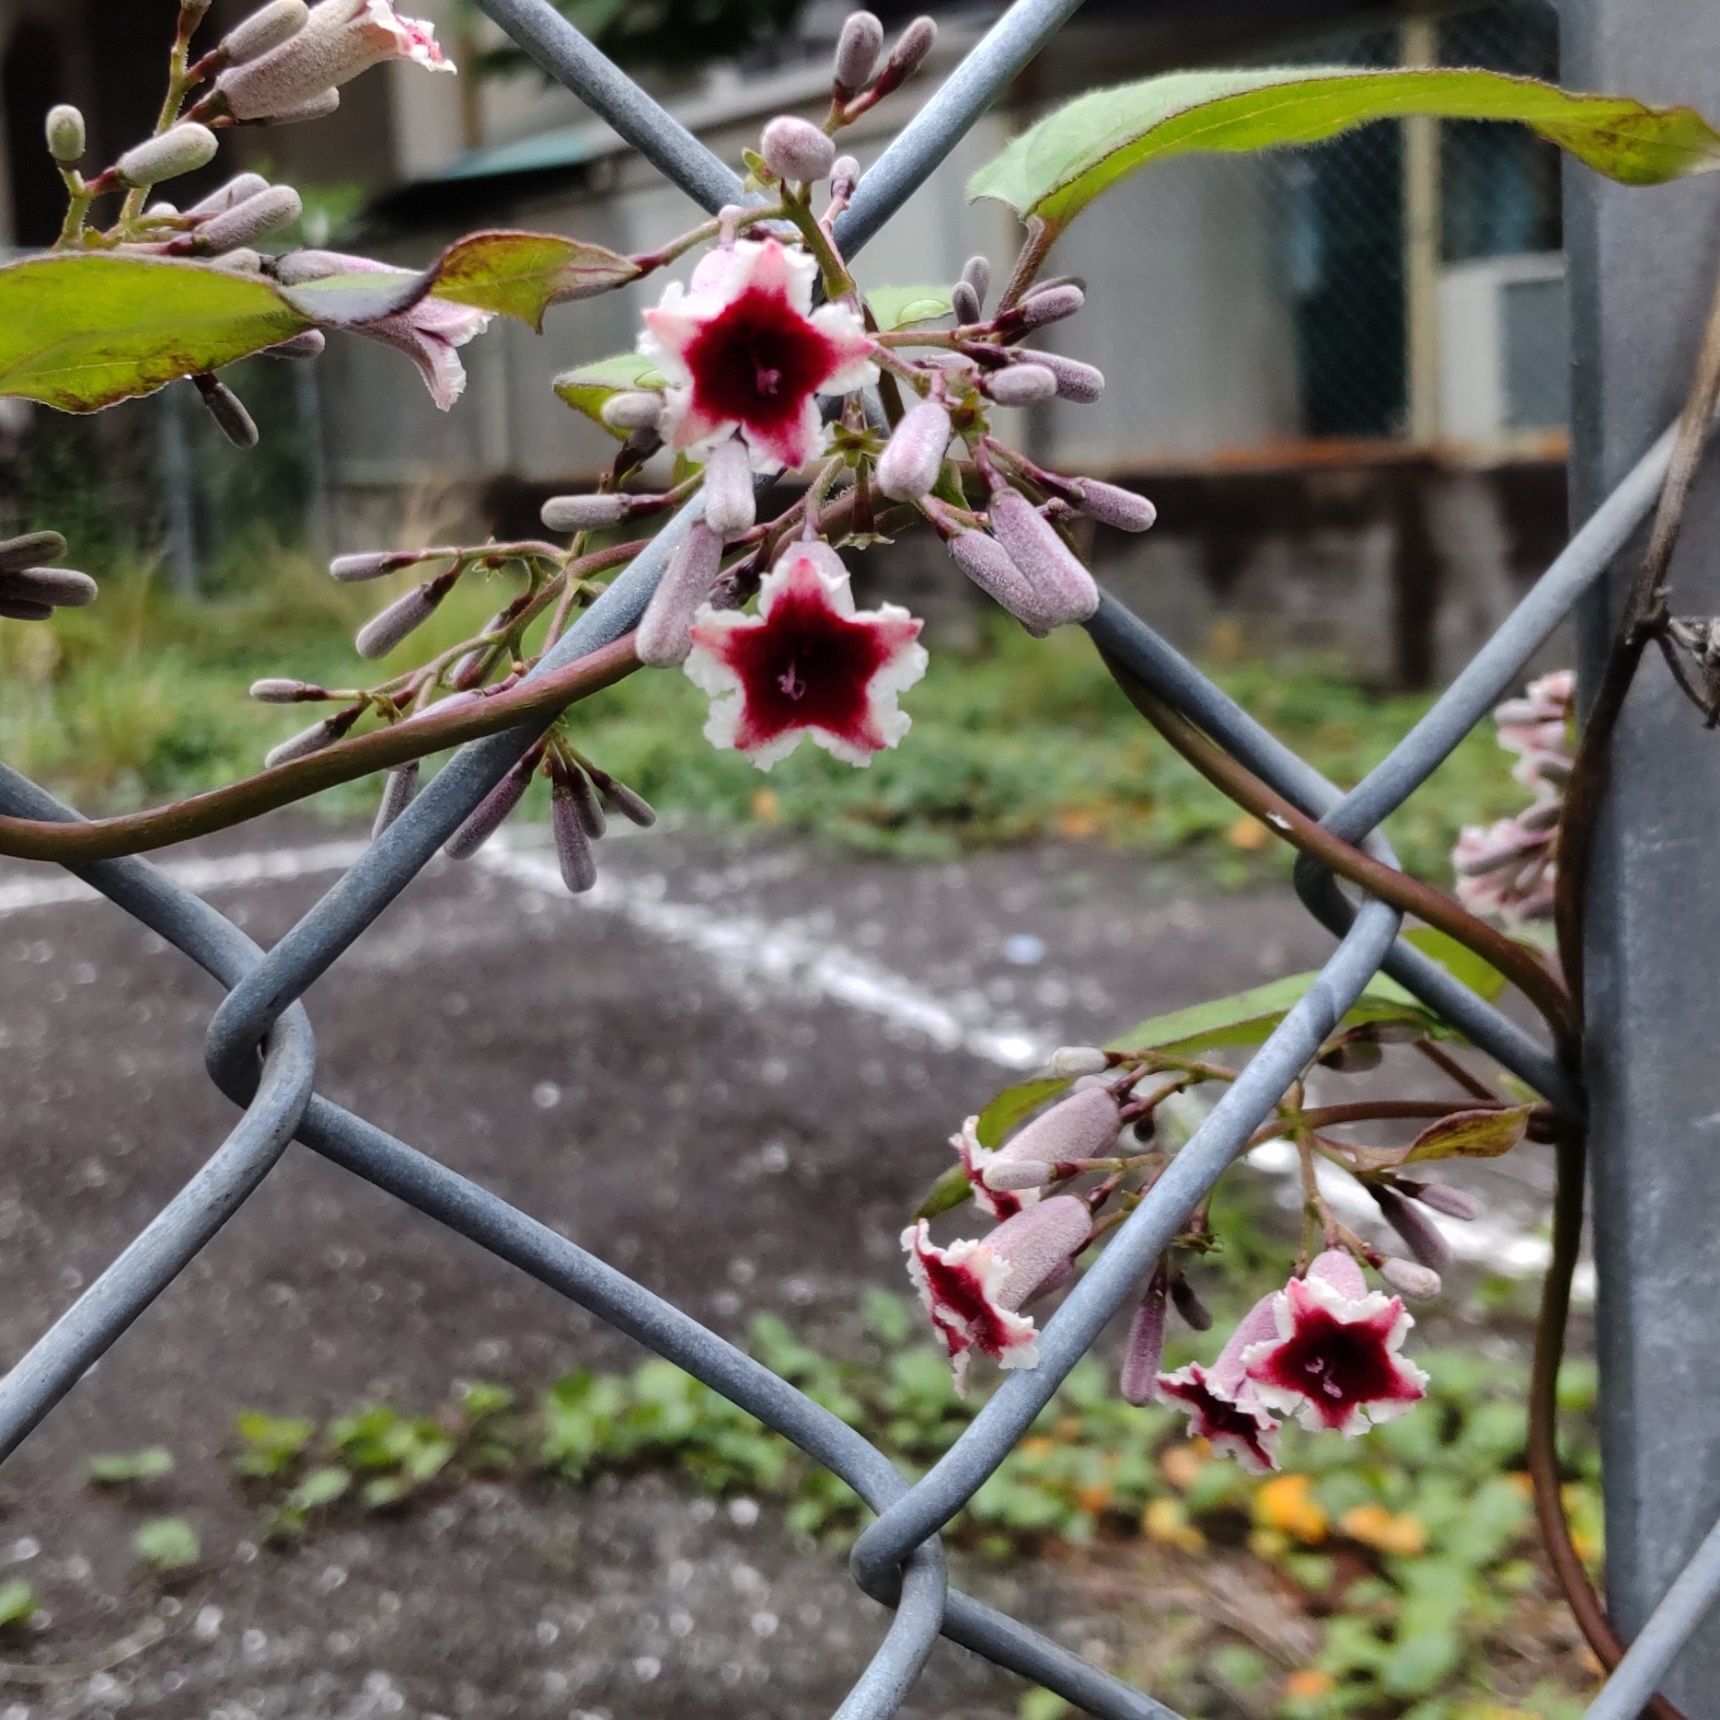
[1437,253,1567,448]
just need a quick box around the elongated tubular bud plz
[1119,1269,1169,1406]
[1169,1274,1213,1332]
[561,765,607,839]
[945,529,1052,635]
[960,254,991,303]
[636,522,722,667]
[223,0,309,65]
[45,104,85,163]
[1380,1257,1442,1300]
[252,88,341,125]
[330,548,453,583]
[984,363,1057,406]
[761,115,836,185]
[0,597,52,621]
[702,438,755,538]
[194,376,259,448]
[1402,1180,1482,1222]
[601,390,664,432]
[1049,1045,1109,1078]
[541,493,629,533]
[265,330,326,360]
[372,759,419,837]
[833,10,883,94]
[189,172,270,216]
[1071,477,1157,533]
[444,754,537,860]
[0,566,96,609]
[1016,348,1103,403]
[1371,1183,1451,1271]
[116,123,218,188]
[883,15,937,83]
[1015,283,1085,329]
[589,767,656,828]
[985,488,1099,629]
[876,399,950,502]
[248,676,325,703]
[981,1087,1120,1193]
[0,530,66,571]
[550,769,599,894]
[265,714,343,768]
[188,185,302,253]
[951,280,981,325]
[355,573,453,660]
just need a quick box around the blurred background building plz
[0,0,1570,683]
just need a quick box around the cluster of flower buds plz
[0,531,95,622]
[1452,669,1574,923]
[827,11,938,125]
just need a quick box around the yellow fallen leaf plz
[1226,813,1269,852]
[1339,1502,1427,1557]
[1143,1496,1204,1554]
[1160,1443,1204,1490]
[1254,1473,1329,1544]
[1284,1669,1334,1699]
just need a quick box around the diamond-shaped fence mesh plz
[1,1,1717,1714]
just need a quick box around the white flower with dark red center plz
[1154,1291,1282,1473]
[216,0,451,121]
[274,252,491,410]
[683,542,925,769]
[951,1117,1031,1221]
[1241,1249,1427,1437]
[902,1194,1091,1392]
[640,239,876,471]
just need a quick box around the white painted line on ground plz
[0,839,372,918]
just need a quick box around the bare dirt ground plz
[0,818,1549,1718]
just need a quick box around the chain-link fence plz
[0,0,1716,1713]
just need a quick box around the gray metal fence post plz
[1563,0,1720,1701]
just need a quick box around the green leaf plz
[88,1446,175,1485]
[553,352,665,435]
[0,1579,34,1630]
[0,254,308,412]
[276,268,426,327]
[969,68,1720,227]
[1403,926,1508,1004]
[865,284,954,330]
[425,229,640,331]
[1402,1103,1533,1164]
[133,1517,200,1572]
[974,1075,1071,1150]
[289,1465,352,1511]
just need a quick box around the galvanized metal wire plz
[3,0,1718,1711]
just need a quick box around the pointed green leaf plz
[975,1074,1072,1150]
[0,1580,34,1629]
[553,351,665,434]
[970,68,1720,227]
[1402,1102,1533,1164]
[865,283,954,331]
[0,253,309,412]
[1403,926,1508,1004]
[133,1516,200,1572]
[426,229,640,330]
[911,1160,976,1220]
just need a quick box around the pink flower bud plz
[0,565,96,609]
[330,551,410,583]
[984,363,1057,406]
[946,529,1048,636]
[0,530,67,572]
[761,115,836,185]
[876,399,950,502]
[951,280,982,324]
[1048,1045,1108,1078]
[1170,1274,1213,1331]
[1119,1269,1168,1406]
[265,715,341,768]
[1371,1183,1451,1271]
[0,597,52,621]
[884,15,937,82]
[590,768,656,828]
[372,759,418,836]
[541,493,628,533]
[1071,477,1156,532]
[636,522,722,667]
[116,123,218,188]
[249,676,322,703]
[832,11,883,94]
[1016,348,1103,403]
[444,755,536,859]
[601,390,664,432]
[252,88,341,124]
[702,437,756,537]
[189,173,271,216]
[985,489,1099,630]
[223,0,310,64]
[1404,1181,1482,1222]
[1379,1257,1442,1300]
[551,770,599,894]
[355,578,446,659]
[831,154,860,193]
[1017,283,1084,327]
[186,185,302,254]
[195,378,259,448]
[960,254,991,307]
[562,765,606,839]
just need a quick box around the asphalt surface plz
[0,817,1552,1718]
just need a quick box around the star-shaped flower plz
[641,239,876,470]
[684,543,925,770]
[1242,1250,1428,1436]
[1155,1290,1283,1473]
[903,1195,1092,1392]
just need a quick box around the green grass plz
[0,550,1525,880]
